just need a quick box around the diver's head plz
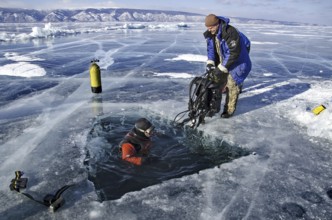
[134,118,155,138]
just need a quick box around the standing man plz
[204,14,251,118]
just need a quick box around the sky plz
[0,0,331,26]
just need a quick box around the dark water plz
[85,114,250,201]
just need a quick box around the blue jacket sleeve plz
[204,30,216,64]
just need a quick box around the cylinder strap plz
[9,171,74,212]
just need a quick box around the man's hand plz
[208,65,228,84]
[217,64,228,74]
[206,63,215,73]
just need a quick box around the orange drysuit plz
[120,131,151,166]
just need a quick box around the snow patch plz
[0,62,46,77]
[166,54,207,62]
[153,72,194,78]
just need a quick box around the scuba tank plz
[89,59,102,93]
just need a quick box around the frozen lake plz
[0,21,332,219]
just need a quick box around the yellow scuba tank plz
[89,59,102,93]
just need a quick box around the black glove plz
[209,64,229,84]
[206,64,215,74]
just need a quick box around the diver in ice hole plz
[119,118,158,166]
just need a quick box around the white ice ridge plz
[0,62,46,77]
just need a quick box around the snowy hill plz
[0,7,203,23]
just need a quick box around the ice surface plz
[0,21,332,219]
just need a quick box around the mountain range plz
[0,7,304,25]
[0,7,203,23]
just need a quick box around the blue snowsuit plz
[204,16,251,85]
[204,16,251,116]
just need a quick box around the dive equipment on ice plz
[10,170,28,191]
[90,59,102,93]
[312,104,326,115]
[174,73,222,128]
[9,171,74,212]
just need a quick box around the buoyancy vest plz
[119,129,151,154]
